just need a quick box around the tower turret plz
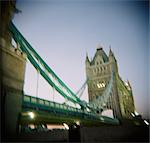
[109,46,114,61]
[85,52,90,66]
[108,47,118,73]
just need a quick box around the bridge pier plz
[0,1,26,141]
[0,38,26,141]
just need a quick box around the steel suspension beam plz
[9,22,86,108]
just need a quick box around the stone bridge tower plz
[85,46,135,119]
[0,1,26,141]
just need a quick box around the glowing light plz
[76,121,80,125]
[63,123,69,130]
[47,124,65,130]
[144,120,149,126]
[28,112,35,119]
[97,83,101,88]
[102,83,105,87]
[97,83,105,88]
[29,124,35,129]
[131,113,135,117]
[134,111,139,116]
[87,108,90,112]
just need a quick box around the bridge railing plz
[22,95,119,125]
[23,95,83,113]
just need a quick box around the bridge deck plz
[21,95,119,126]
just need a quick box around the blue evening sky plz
[13,0,149,118]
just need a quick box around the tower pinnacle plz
[109,47,114,57]
[96,43,103,50]
[86,52,90,63]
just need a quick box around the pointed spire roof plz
[109,46,114,57]
[91,46,108,65]
[86,52,90,63]
[86,51,88,58]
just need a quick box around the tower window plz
[99,68,101,72]
[97,68,99,72]
[97,82,106,88]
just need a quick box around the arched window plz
[97,67,99,72]
[99,67,100,72]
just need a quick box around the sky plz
[13,0,149,118]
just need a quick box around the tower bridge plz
[1,7,120,140]
[8,21,119,126]
[0,1,149,142]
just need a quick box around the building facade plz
[85,46,135,119]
